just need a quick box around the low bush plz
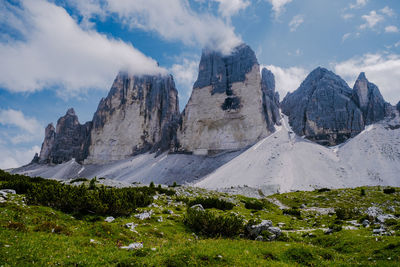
[6,221,27,232]
[187,197,234,211]
[283,208,301,218]
[184,208,244,237]
[70,178,88,183]
[0,170,175,217]
[335,207,359,220]
[243,199,264,210]
[317,188,331,193]
[284,247,316,266]
[383,188,396,194]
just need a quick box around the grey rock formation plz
[38,123,56,163]
[86,73,180,163]
[178,44,273,154]
[352,72,388,125]
[38,110,91,164]
[261,67,281,130]
[281,67,364,146]
[396,101,400,113]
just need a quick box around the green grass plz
[0,176,400,266]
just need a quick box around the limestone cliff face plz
[85,73,179,163]
[352,72,389,125]
[261,68,281,131]
[177,44,273,155]
[38,123,56,163]
[38,108,92,164]
[281,67,364,146]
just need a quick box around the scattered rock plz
[104,216,115,223]
[125,222,138,232]
[134,210,153,220]
[0,189,16,195]
[247,220,281,240]
[362,219,370,227]
[120,242,143,250]
[190,204,205,212]
[90,239,101,244]
[157,217,163,222]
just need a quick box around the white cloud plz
[82,0,242,55]
[334,53,400,105]
[213,0,250,19]
[289,15,304,32]
[381,6,395,17]
[267,0,292,18]
[349,0,367,9]
[0,0,165,95]
[385,25,399,33]
[0,145,40,169]
[342,13,354,20]
[360,10,383,29]
[342,33,352,42]
[261,65,308,98]
[0,109,41,134]
[169,58,199,108]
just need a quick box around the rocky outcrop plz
[352,72,388,125]
[281,67,364,146]
[38,109,92,164]
[85,73,179,163]
[396,101,400,113]
[177,44,274,155]
[38,123,56,163]
[261,68,280,131]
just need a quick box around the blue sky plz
[0,0,399,168]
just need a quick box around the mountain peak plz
[66,108,75,116]
[357,72,367,80]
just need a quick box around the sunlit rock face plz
[352,72,389,125]
[177,44,275,155]
[38,108,92,164]
[85,73,180,164]
[281,67,364,146]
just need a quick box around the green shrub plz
[187,197,234,211]
[317,188,331,192]
[383,188,396,194]
[283,208,301,218]
[360,188,366,196]
[6,221,27,232]
[335,207,359,220]
[243,199,264,210]
[184,208,244,237]
[0,170,177,217]
[149,181,155,188]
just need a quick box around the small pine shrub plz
[360,188,366,196]
[317,188,331,193]
[243,199,264,210]
[6,221,27,232]
[149,181,155,188]
[284,247,316,266]
[188,197,234,211]
[70,178,88,183]
[335,207,359,220]
[283,208,301,218]
[184,208,244,237]
[383,188,396,194]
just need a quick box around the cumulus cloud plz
[0,0,165,95]
[289,15,304,32]
[342,33,352,42]
[349,0,368,9]
[169,58,199,107]
[213,0,250,19]
[267,0,292,18]
[334,53,400,104]
[78,0,242,55]
[0,109,41,135]
[380,6,395,17]
[0,145,40,169]
[385,25,399,33]
[261,65,308,98]
[360,10,383,29]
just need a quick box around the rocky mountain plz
[281,67,364,146]
[352,72,389,125]
[261,67,280,131]
[38,108,92,164]
[85,73,180,164]
[177,44,276,155]
[396,101,400,113]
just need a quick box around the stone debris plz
[120,242,143,250]
[135,210,153,220]
[125,222,138,232]
[104,216,115,223]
